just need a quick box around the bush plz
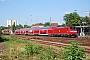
[39,46,58,60]
[24,42,43,56]
[60,42,86,60]
[0,35,4,42]
[85,32,90,35]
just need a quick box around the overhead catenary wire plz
[17,0,39,22]
[18,0,39,15]
[10,0,24,20]
[10,0,39,26]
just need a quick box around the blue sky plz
[0,0,90,26]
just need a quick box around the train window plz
[40,27,48,29]
[40,26,55,29]
[70,27,76,30]
[28,28,34,30]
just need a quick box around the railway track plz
[6,35,90,54]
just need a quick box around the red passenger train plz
[14,26,77,37]
[3,29,11,35]
[3,26,77,37]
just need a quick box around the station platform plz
[78,36,90,38]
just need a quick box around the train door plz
[25,29,29,35]
[39,27,48,35]
[33,28,39,35]
[47,26,54,35]
[28,28,34,35]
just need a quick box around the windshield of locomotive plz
[70,27,76,30]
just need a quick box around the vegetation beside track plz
[0,35,89,60]
[0,35,60,60]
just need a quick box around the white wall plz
[7,20,18,27]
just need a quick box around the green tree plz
[24,25,28,28]
[15,25,19,29]
[60,42,86,60]
[16,24,23,29]
[12,22,16,33]
[8,25,11,29]
[44,22,51,27]
[78,16,90,26]
[24,25,31,28]
[63,12,80,26]
[0,26,8,30]
[83,16,90,25]
[19,24,23,28]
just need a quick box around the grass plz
[0,35,90,60]
[0,35,60,60]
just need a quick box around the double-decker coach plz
[15,29,21,35]
[25,28,39,35]
[24,28,34,35]
[38,26,56,35]
[20,29,25,35]
[15,29,24,35]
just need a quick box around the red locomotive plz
[51,26,77,37]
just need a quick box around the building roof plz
[31,23,44,27]
[51,23,58,26]
[31,23,44,26]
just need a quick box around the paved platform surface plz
[78,36,90,38]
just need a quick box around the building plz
[51,23,58,26]
[7,20,18,27]
[31,23,44,28]
[89,13,90,20]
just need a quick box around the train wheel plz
[68,35,71,38]
[34,34,38,36]
[48,34,53,37]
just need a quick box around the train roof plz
[39,26,56,29]
[28,28,34,30]
[57,26,65,28]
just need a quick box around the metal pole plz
[50,17,51,26]
[80,19,83,36]
[82,22,85,36]
[83,23,84,35]
[80,25,82,35]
